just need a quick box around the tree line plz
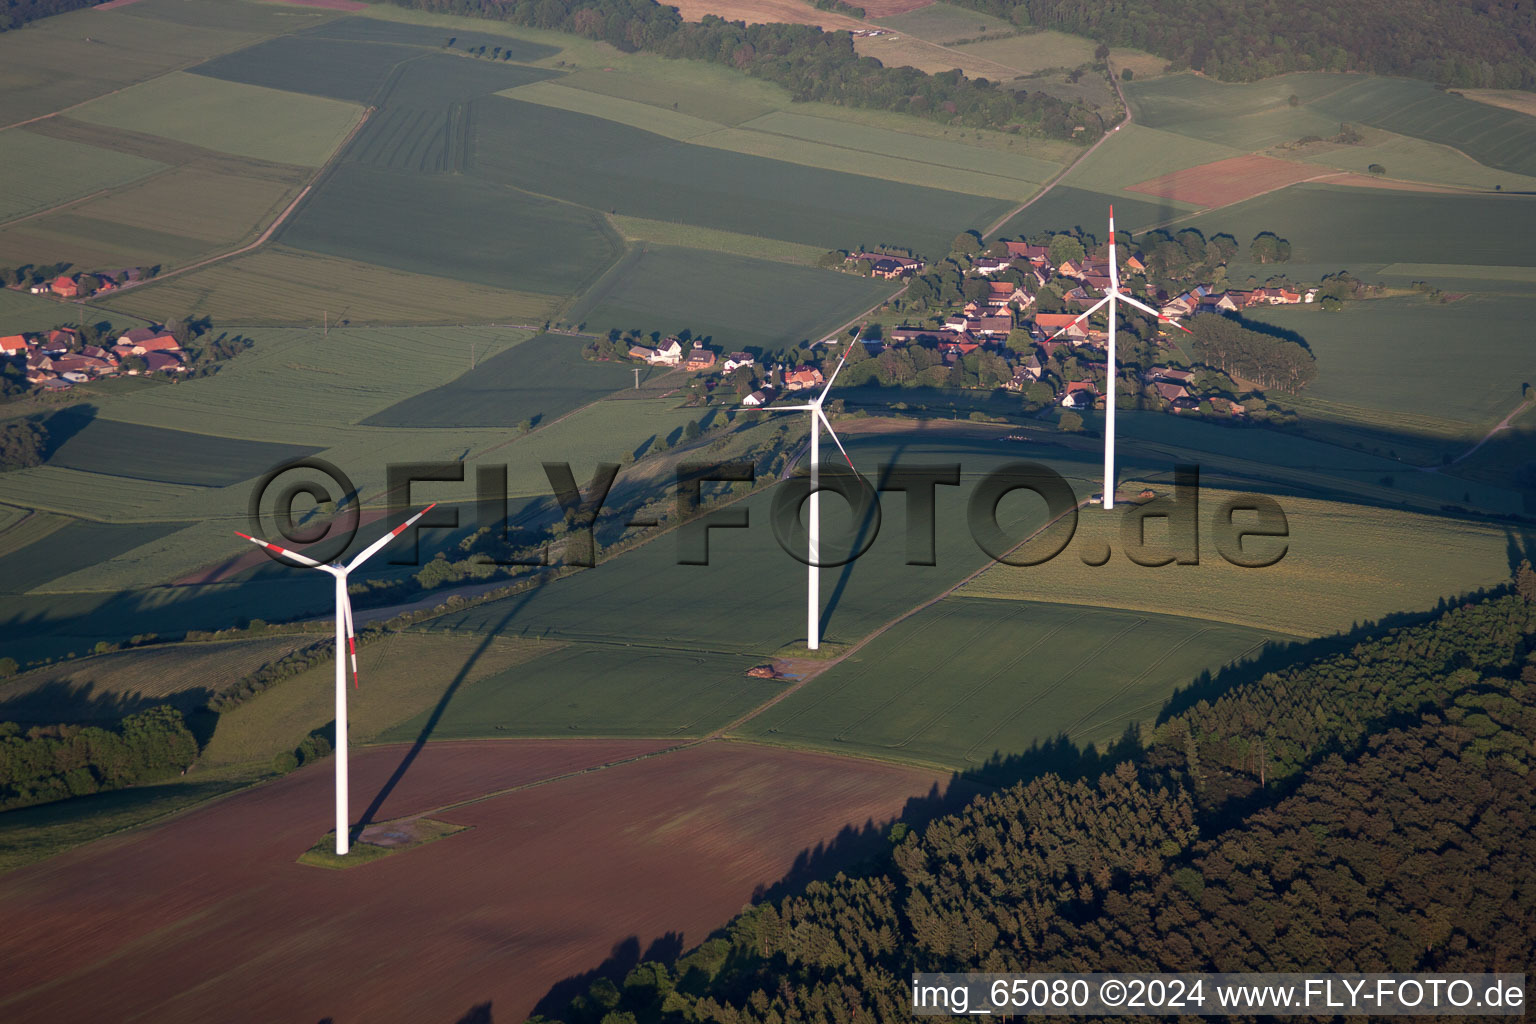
[390,0,1094,136]
[530,583,1536,1023]
[0,706,198,811]
[1189,313,1317,393]
[937,0,1536,89]
[0,0,95,32]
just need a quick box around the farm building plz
[50,275,79,298]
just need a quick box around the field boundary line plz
[1451,394,1535,465]
[713,498,1088,739]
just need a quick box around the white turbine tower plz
[766,343,857,651]
[1044,207,1192,509]
[236,502,436,856]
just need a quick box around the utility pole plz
[633,367,640,390]
[471,340,476,370]
[323,309,328,340]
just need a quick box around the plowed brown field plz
[0,738,947,1023]
[1125,154,1328,207]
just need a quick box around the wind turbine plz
[765,344,856,651]
[236,502,436,856]
[1043,207,1192,509]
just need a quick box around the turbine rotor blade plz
[341,586,359,690]
[1045,296,1111,341]
[345,502,438,572]
[1115,291,1164,319]
[818,343,852,401]
[234,531,326,569]
[815,407,856,471]
[1108,206,1119,291]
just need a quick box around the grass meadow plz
[0,131,166,225]
[738,596,1280,768]
[71,72,365,168]
[957,488,1515,639]
[99,246,562,325]
[565,245,897,351]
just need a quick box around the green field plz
[48,416,320,486]
[280,163,621,293]
[190,36,424,104]
[0,634,314,722]
[0,288,78,333]
[98,246,562,325]
[958,489,1514,639]
[738,596,1281,767]
[989,185,1180,239]
[0,5,282,126]
[873,3,1016,43]
[1126,72,1536,181]
[199,632,547,766]
[1183,184,1536,268]
[500,79,725,141]
[566,245,897,351]
[364,333,635,428]
[1310,76,1536,178]
[67,166,296,246]
[71,72,365,168]
[951,30,1102,74]
[608,217,826,266]
[1065,123,1245,195]
[1242,295,1536,430]
[1290,131,1536,192]
[379,640,773,741]
[303,14,560,61]
[0,131,166,226]
[470,96,1014,255]
[0,519,191,595]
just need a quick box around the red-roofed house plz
[684,346,717,371]
[50,275,79,298]
[1033,313,1088,340]
[783,366,824,391]
[0,335,29,356]
[1004,242,1050,263]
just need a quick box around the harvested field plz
[664,0,867,31]
[1125,154,1326,207]
[0,738,948,1023]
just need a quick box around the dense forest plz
[0,0,92,32]
[0,706,198,811]
[532,579,1536,1022]
[942,0,1536,88]
[390,0,1093,136]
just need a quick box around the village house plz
[1146,366,1196,386]
[0,335,29,356]
[986,282,1033,308]
[782,366,824,391]
[50,275,78,298]
[970,257,1011,275]
[1124,254,1146,275]
[966,314,1013,337]
[1033,313,1087,341]
[1061,381,1096,408]
[684,346,717,371]
[722,352,754,374]
[646,337,684,366]
[1003,242,1050,264]
[1153,380,1191,403]
[143,352,185,374]
[742,387,772,407]
[116,327,180,355]
[627,342,656,361]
